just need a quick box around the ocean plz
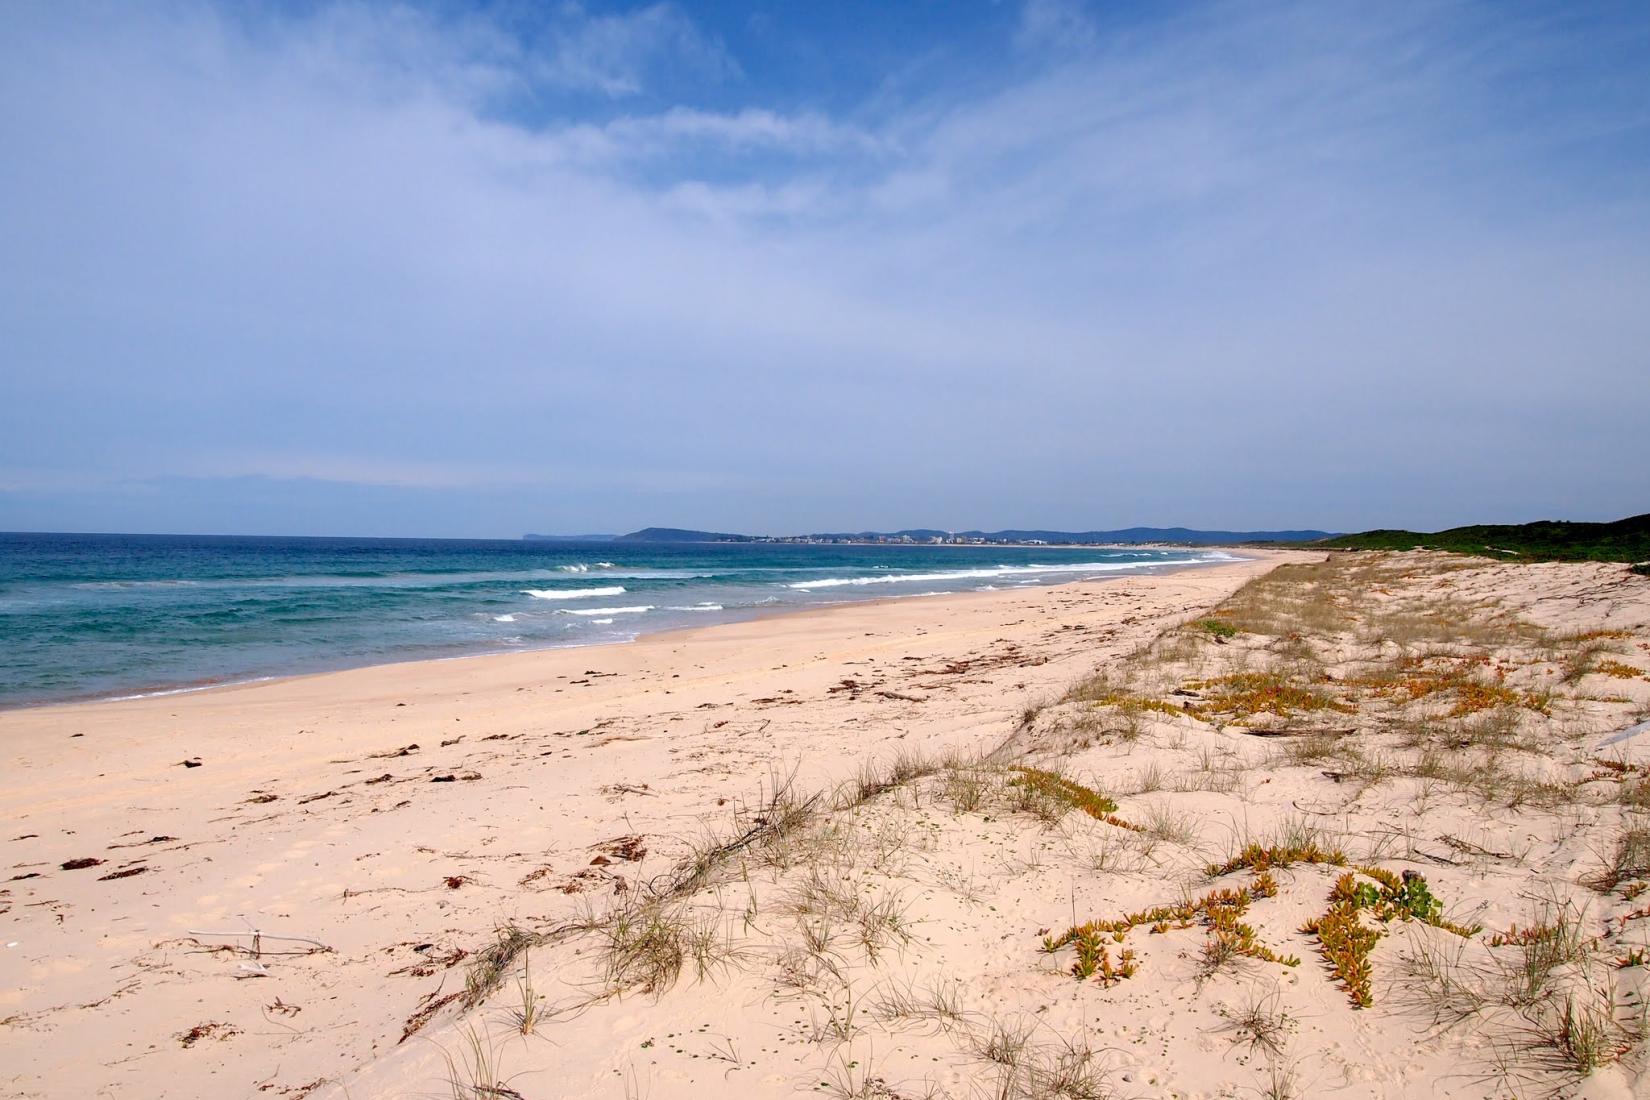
[0,532,1240,709]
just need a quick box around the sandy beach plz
[6,548,1650,1099]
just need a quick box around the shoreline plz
[0,551,1254,716]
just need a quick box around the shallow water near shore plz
[0,532,1237,707]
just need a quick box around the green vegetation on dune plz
[1315,513,1650,564]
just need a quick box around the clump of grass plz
[1554,993,1618,1073]
[1134,801,1199,845]
[973,1015,1036,1068]
[1192,617,1239,639]
[1541,983,1635,1077]
[1129,761,1165,794]
[1182,672,1354,722]
[1018,1035,1115,1100]
[818,1046,889,1099]
[942,764,993,813]
[442,1024,523,1100]
[871,977,968,1031]
[1595,659,1644,680]
[1490,899,1593,1006]
[1206,842,1346,878]
[967,1021,1117,1100]
[1200,903,1302,977]
[602,903,687,995]
[1046,876,1298,984]
[1590,824,1650,892]
[1258,1058,1300,1100]
[1449,676,1543,717]
[1218,989,1295,1056]
[667,769,820,894]
[1007,767,1140,832]
[1007,774,1070,825]
[854,890,914,962]
[837,748,939,809]
[1075,692,1187,722]
[1066,928,1137,985]
[1063,671,1187,720]
[1279,731,1343,766]
[464,924,542,1008]
[685,912,751,981]
[1560,633,1624,684]
[1070,828,1160,875]
[1398,934,1488,1025]
[1344,656,1549,718]
[1619,778,1650,811]
[783,863,913,966]
[506,953,542,1035]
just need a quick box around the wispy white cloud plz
[529,2,739,97]
[1014,0,1098,53]
[0,0,1646,535]
[603,106,886,156]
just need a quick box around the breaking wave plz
[785,558,1208,590]
[522,586,626,600]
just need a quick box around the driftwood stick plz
[187,929,333,956]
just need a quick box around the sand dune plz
[6,549,1650,1099]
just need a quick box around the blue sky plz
[1,0,1646,537]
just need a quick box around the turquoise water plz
[0,533,1238,708]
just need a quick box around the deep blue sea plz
[0,533,1240,709]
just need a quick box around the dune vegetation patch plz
[391,551,1650,1099]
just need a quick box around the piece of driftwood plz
[187,929,333,958]
[1234,726,1355,738]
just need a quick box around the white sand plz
[7,549,1650,1100]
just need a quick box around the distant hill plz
[563,526,1336,545]
[612,527,755,543]
[959,527,1337,545]
[799,527,1336,544]
[1316,513,1650,563]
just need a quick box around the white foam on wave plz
[93,568,602,591]
[106,675,278,702]
[590,618,614,625]
[559,563,591,573]
[664,603,723,612]
[596,562,616,568]
[561,605,653,617]
[785,558,1210,590]
[522,586,626,600]
[492,614,517,622]
[73,579,202,590]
